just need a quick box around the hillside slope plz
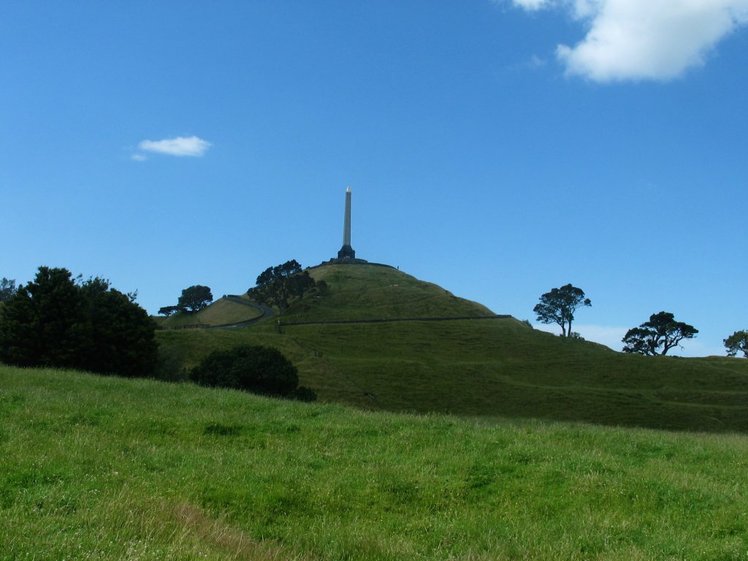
[156,263,748,433]
[286,263,495,321]
[159,295,264,329]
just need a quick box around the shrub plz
[190,345,300,397]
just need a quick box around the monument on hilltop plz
[313,187,395,269]
[337,187,356,260]
[331,187,367,264]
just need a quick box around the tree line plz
[533,283,747,357]
[0,265,317,400]
[155,260,325,318]
[2,268,747,387]
[0,268,157,377]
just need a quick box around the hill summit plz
[283,263,496,323]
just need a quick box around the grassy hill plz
[156,263,748,433]
[159,295,264,329]
[1,365,746,561]
[288,263,495,322]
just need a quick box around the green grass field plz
[155,264,748,433]
[1,365,746,561]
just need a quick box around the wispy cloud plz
[510,0,748,82]
[512,0,552,10]
[134,135,212,159]
[529,54,547,68]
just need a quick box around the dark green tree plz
[533,284,591,337]
[248,260,316,311]
[622,311,698,356]
[0,278,17,302]
[0,267,83,368]
[190,345,299,396]
[0,266,157,377]
[724,330,748,358]
[178,285,213,313]
[76,278,158,377]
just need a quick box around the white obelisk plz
[343,187,352,246]
[337,187,356,260]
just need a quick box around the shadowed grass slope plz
[1,366,747,561]
[157,318,748,433]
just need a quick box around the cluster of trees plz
[159,285,213,316]
[247,259,325,312]
[1,265,313,400]
[1,261,325,401]
[156,260,325,318]
[533,283,709,356]
[0,267,158,377]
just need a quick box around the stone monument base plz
[327,257,369,265]
[337,244,356,260]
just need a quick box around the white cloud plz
[511,0,748,82]
[136,135,211,157]
[512,0,553,10]
[131,153,147,162]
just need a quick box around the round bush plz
[190,345,299,396]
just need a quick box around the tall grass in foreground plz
[1,366,747,560]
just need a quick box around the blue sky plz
[2,1,746,356]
